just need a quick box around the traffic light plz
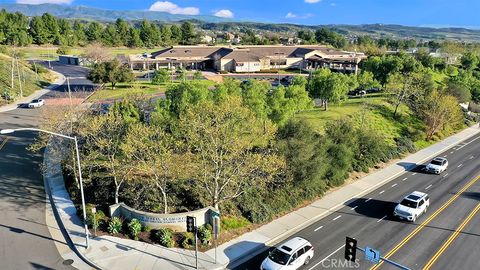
[186,216,196,233]
[345,237,357,262]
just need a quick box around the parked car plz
[261,237,314,270]
[425,157,448,174]
[393,191,430,222]
[28,99,45,108]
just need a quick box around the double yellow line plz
[370,173,480,270]
[422,202,480,270]
[0,137,8,151]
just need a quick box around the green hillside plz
[0,53,55,105]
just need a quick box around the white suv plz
[261,237,314,270]
[394,191,430,223]
[425,157,448,174]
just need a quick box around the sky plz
[3,0,480,28]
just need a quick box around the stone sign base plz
[109,203,219,232]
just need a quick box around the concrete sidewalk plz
[207,125,480,269]
[43,139,224,270]
[0,71,65,113]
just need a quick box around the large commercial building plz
[126,45,367,74]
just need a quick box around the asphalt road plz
[235,133,480,270]
[0,62,93,270]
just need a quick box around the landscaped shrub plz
[142,225,152,232]
[395,137,416,154]
[181,232,194,249]
[155,228,174,248]
[221,216,251,231]
[128,219,142,240]
[197,226,211,245]
[108,217,123,234]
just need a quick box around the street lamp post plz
[0,128,90,249]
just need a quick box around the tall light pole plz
[0,128,90,249]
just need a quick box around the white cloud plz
[149,1,200,15]
[285,12,297,19]
[16,0,73,4]
[305,0,321,3]
[214,9,234,18]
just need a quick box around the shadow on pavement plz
[227,241,273,270]
[345,198,397,221]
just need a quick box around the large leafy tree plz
[418,90,463,140]
[122,123,190,214]
[386,72,435,117]
[79,113,133,204]
[88,59,134,89]
[178,96,281,210]
[308,68,352,110]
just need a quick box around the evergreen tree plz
[29,16,48,45]
[103,24,120,46]
[127,28,142,48]
[73,21,87,45]
[160,25,172,45]
[41,13,60,44]
[85,21,103,42]
[115,18,130,46]
[170,24,181,44]
[180,21,195,45]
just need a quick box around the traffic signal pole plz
[195,228,198,269]
[356,247,410,270]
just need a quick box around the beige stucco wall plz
[109,203,219,232]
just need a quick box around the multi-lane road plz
[0,62,94,270]
[236,133,480,270]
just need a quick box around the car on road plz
[261,237,314,270]
[393,191,430,222]
[28,99,45,108]
[425,157,448,174]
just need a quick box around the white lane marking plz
[444,155,448,157]
[412,173,417,176]
[379,190,385,194]
[365,198,372,202]
[314,226,323,232]
[443,173,449,178]
[333,215,342,221]
[458,164,463,168]
[426,184,432,190]
[391,184,398,188]
[402,177,408,181]
[309,245,345,270]
[377,215,387,223]
[450,151,454,154]
[351,206,358,210]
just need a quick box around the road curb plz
[43,139,103,270]
[226,127,480,269]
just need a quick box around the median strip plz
[369,173,480,270]
[422,202,480,270]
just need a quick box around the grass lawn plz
[296,94,427,146]
[88,79,217,102]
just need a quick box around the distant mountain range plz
[0,3,230,23]
[2,3,480,42]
